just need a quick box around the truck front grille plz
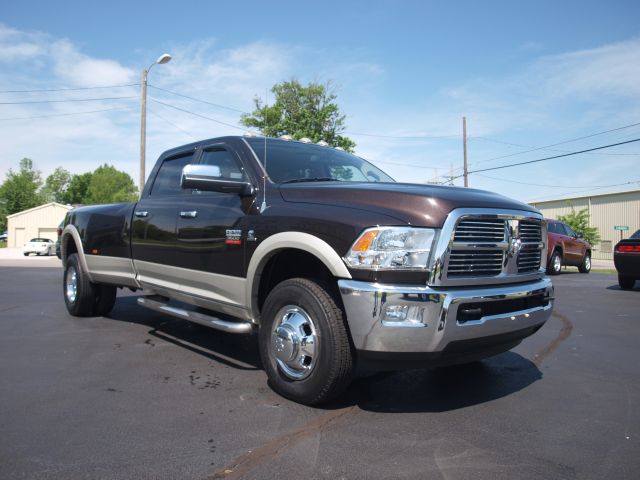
[445,216,543,279]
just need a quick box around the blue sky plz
[1,0,639,203]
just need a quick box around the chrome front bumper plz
[338,277,553,355]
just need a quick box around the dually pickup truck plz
[61,136,554,405]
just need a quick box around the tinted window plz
[151,153,193,196]
[548,222,560,234]
[631,229,640,239]
[245,138,394,183]
[200,147,246,181]
[563,224,577,237]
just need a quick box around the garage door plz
[14,227,26,247]
[38,228,57,242]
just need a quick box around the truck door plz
[131,151,194,289]
[175,144,253,290]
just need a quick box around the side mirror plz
[181,164,255,196]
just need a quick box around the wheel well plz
[257,249,340,313]
[62,234,78,264]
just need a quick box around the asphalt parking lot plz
[0,258,638,479]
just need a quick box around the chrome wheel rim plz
[66,266,78,303]
[271,305,318,380]
[553,254,561,272]
[585,256,591,270]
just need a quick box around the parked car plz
[23,238,56,256]
[546,219,591,274]
[0,231,7,242]
[614,229,640,290]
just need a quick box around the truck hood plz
[279,182,539,227]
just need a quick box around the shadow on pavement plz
[106,295,542,413]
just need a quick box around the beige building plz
[6,202,72,248]
[530,189,640,260]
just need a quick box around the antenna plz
[260,87,268,213]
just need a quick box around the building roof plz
[6,202,73,219]
[530,188,640,206]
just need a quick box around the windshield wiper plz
[280,177,339,184]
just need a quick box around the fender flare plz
[245,232,352,320]
[61,225,94,283]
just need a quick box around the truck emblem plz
[225,229,242,245]
[508,236,522,257]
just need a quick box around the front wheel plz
[259,278,353,405]
[618,275,636,290]
[547,250,562,275]
[578,252,591,273]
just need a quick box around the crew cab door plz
[131,150,195,287]
[561,223,584,264]
[175,143,254,289]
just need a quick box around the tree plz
[240,80,356,151]
[558,207,601,246]
[86,164,138,204]
[0,158,44,230]
[63,172,93,205]
[42,167,72,203]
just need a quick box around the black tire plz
[578,252,591,273]
[259,278,354,405]
[547,250,562,275]
[618,275,636,290]
[64,253,97,316]
[63,253,117,316]
[23,253,29,256]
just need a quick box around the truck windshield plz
[245,137,395,184]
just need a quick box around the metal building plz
[6,202,72,248]
[530,189,640,260]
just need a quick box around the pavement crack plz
[533,310,573,366]
[208,406,357,479]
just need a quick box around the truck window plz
[150,153,194,196]
[199,147,246,181]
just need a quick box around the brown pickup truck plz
[61,136,554,405]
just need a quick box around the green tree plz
[0,158,44,230]
[63,172,93,204]
[42,167,72,203]
[558,207,601,246]
[240,79,356,152]
[86,164,138,204]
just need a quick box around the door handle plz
[135,211,149,218]
[180,210,198,218]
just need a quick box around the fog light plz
[382,305,426,327]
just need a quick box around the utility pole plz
[139,68,148,194]
[463,116,468,187]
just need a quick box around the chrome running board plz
[137,296,254,334]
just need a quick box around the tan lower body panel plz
[85,255,139,288]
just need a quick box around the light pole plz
[140,53,172,193]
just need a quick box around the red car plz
[546,219,592,275]
[614,229,640,290]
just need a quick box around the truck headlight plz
[343,227,436,270]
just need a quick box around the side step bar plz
[137,296,254,334]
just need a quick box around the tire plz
[23,253,29,256]
[63,253,117,316]
[547,250,562,275]
[259,278,354,405]
[618,275,636,290]
[578,252,591,273]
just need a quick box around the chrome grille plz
[445,216,543,279]
[453,219,505,242]
[448,249,504,277]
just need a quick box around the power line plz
[149,97,248,131]
[0,83,139,93]
[469,121,640,166]
[475,173,640,189]
[148,84,247,114]
[0,106,131,121]
[147,109,197,140]
[0,96,136,105]
[345,131,459,139]
[455,138,640,178]
[472,136,640,156]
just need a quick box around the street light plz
[140,53,172,193]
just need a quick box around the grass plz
[0,241,6,248]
